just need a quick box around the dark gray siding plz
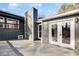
[33,8,38,40]
[0,16,24,40]
[0,29,23,40]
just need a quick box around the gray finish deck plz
[0,40,79,56]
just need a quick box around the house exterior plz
[0,10,24,40]
[36,9,79,49]
[1,7,79,49]
[24,8,79,49]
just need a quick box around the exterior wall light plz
[75,17,79,23]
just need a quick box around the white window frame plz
[49,18,75,49]
[38,24,42,39]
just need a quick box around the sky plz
[0,3,62,17]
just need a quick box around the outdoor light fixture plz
[75,17,79,23]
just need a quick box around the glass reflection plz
[51,24,57,42]
[39,25,41,38]
[62,22,70,44]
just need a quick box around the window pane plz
[0,23,5,28]
[38,25,42,38]
[51,24,57,42]
[39,32,41,37]
[6,18,19,29]
[0,17,5,28]
[0,17,5,22]
[7,18,19,24]
[62,22,70,44]
[6,24,19,29]
[39,25,41,31]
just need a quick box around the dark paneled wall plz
[0,16,24,40]
[0,29,23,40]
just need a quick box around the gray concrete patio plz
[0,40,79,56]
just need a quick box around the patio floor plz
[0,40,79,56]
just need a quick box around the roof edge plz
[38,9,79,22]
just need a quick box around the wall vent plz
[18,35,23,39]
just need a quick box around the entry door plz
[60,21,75,49]
[49,22,59,45]
[49,20,75,49]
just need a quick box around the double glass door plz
[49,20,75,49]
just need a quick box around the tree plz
[58,4,78,14]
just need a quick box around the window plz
[0,17,5,22]
[38,24,42,38]
[6,18,19,29]
[39,25,41,37]
[0,17,5,28]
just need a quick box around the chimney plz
[24,7,38,42]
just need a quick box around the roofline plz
[0,9,24,18]
[37,9,79,22]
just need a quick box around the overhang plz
[37,9,79,23]
[0,10,24,21]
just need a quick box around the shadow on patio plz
[6,40,24,56]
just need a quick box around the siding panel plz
[42,22,49,43]
[0,29,23,40]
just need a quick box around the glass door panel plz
[51,24,57,42]
[62,22,71,44]
[49,20,75,49]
